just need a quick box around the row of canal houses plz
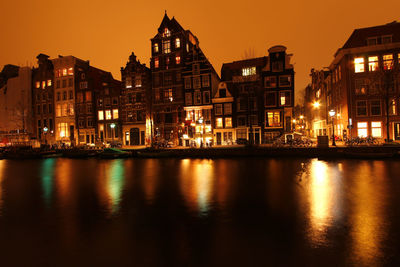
[0,13,295,147]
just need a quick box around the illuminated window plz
[154,43,159,53]
[225,117,232,128]
[105,110,112,120]
[68,68,73,75]
[266,111,281,127]
[279,91,291,106]
[163,28,171,37]
[175,38,181,48]
[216,118,223,128]
[62,68,67,76]
[68,104,74,115]
[47,80,52,87]
[356,101,367,116]
[85,91,92,102]
[383,54,393,70]
[354,57,365,73]
[242,67,256,76]
[279,76,291,87]
[56,104,61,117]
[125,77,132,88]
[368,56,379,71]
[154,58,159,68]
[176,55,181,64]
[167,89,173,102]
[62,103,68,116]
[357,122,368,137]
[135,76,142,87]
[98,110,104,120]
[36,81,40,88]
[264,76,277,88]
[370,100,381,116]
[112,109,119,119]
[42,81,46,89]
[371,121,382,137]
[58,122,69,138]
[163,40,171,54]
[389,99,397,115]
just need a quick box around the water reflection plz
[98,159,125,215]
[142,159,159,204]
[179,159,214,216]
[41,158,55,206]
[306,159,343,246]
[349,161,388,266]
[0,160,5,214]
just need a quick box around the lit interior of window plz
[216,118,223,128]
[354,57,364,73]
[371,121,382,137]
[368,56,379,71]
[357,122,368,137]
[242,67,256,76]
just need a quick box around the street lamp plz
[313,101,320,109]
[110,123,116,140]
[329,109,336,146]
[43,127,48,145]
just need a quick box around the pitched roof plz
[342,21,400,49]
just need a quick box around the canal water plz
[0,158,399,266]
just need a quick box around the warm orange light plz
[313,101,320,109]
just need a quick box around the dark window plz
[356,101,367,116]
[219,89,226,98]
[265,92,276,107]
[370,100,381,116]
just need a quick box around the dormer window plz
[163,28,171,37]
[242,67,256,76]
[367,37,378,46]
[382,35,392,44]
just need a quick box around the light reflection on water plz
[0,158,397,266]
[179,159,214,216]
[306,159,343,246]
[41,158,56,206]
[97,159,125,215]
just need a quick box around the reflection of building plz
[120,52,151,147]
[212,82,236,145]
[32,54,55,145]
[182,37,220,147]
[327,21,400,141]
[0,65,34,145]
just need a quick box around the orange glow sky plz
[1,0,400,102]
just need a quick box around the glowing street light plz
[329,109,336,146]
[313,101,320,109]
[299,115,304,120]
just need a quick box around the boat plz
[98,148,132,159]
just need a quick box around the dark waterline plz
[0,158,399,266]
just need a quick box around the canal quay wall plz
[2,146,400,160]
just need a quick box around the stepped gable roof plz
[342,21,400,49]
[154,13,186,38]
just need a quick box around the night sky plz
[1,0,400,102]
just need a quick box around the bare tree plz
[366,59,400,142]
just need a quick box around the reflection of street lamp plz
[329,110,336,146]
[43,127,48,145]
[198,117,204,147]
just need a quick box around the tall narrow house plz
[32,54,55,145]
[120,52,152,146]
[150,13,215,145]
